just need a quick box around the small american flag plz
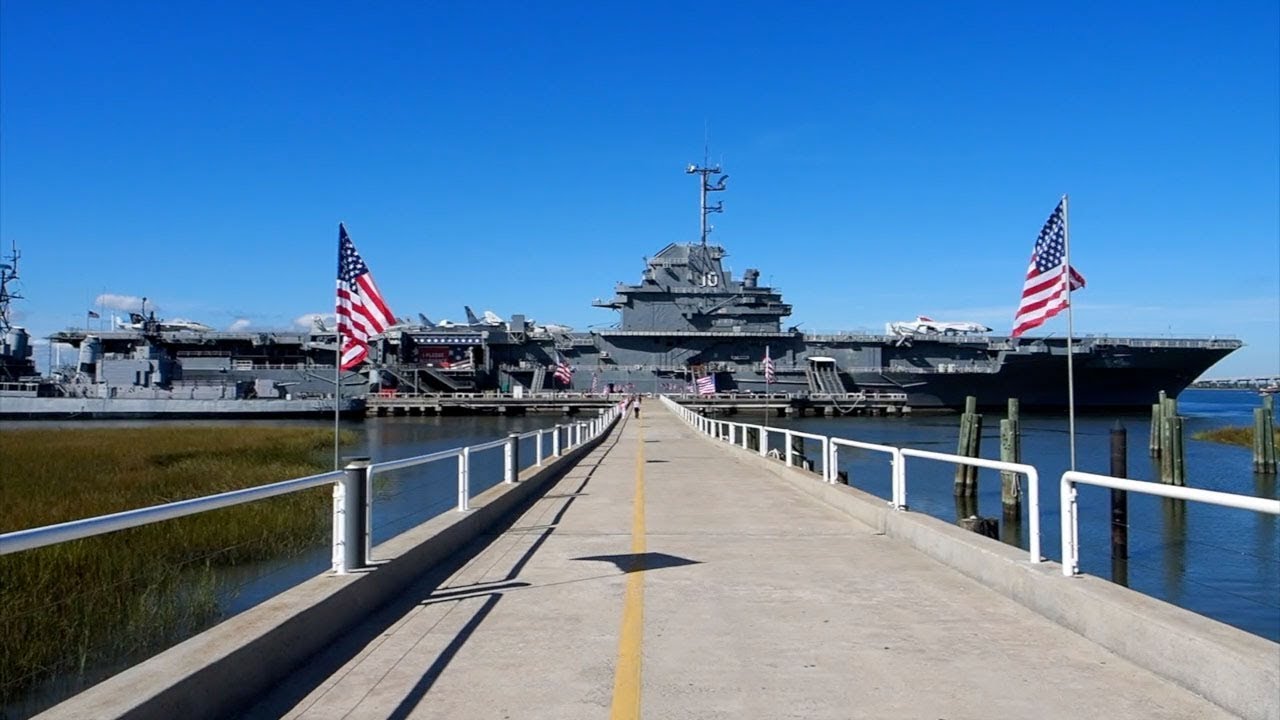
[763,346,776,384]
[553,353,574,385]
[337,223,394,369]
[441,347,474,371]
[1012,199,1085,338]
[696,374,716,396]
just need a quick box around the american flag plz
[696,374,716,396]
[441,347,474,371]
[763,346,776,384]
[1011,199,1085,338]
[553,353,574,385]
[336,223,394,369]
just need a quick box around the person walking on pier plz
[633,396,641,418]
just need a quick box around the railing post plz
[553,424,562,456]
[334,457,371,574]
[759,427,768,457]
[505,432,519,484]
[823,439,833,483]
[1061,475,1078,576]
[784,430,794,467]
[458,447,471,512]
[894,452,906,509]
[535,429,544,466]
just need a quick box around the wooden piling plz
[1109,423,1128,563]
[999,419,1020,514]
[1149,403,1162,456]
[1255,405,1277,474]
[999,398,1021,516]
[954,396,981,497]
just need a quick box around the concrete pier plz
[238,408,1235,719]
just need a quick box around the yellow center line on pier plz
[609,420,646,719]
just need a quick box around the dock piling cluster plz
[1254,394,1277,474]
[1149,391,1186,485]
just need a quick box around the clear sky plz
[2,1,1277,377]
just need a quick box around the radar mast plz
[685,157,728,246]
[0,242,21,335]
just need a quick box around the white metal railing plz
[1059,471,1280,577]
[661,396,1043,563]
[898,448,1040,562]
[0,401,631,574]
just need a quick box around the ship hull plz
[0,396,366,420]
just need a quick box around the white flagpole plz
[334,318,341,471]
[764,345,771,430]
[1063,194,1077,471]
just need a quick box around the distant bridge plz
[1191,376,1279,389]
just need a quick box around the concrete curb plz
[37,421,623,720]
[693,425,1279,720]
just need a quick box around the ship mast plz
[0,242,20,335]
[685,160,728,246]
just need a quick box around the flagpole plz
[1063,194,1077,471]
[764,345,771,430]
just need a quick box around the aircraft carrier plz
[372,164,1242,410]
[1,165,1242,418]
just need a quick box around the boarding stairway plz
[530,366,547,392]
[806,362,847,395]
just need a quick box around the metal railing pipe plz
[1060,470,1280,576]
[900,448,1040,562]
[334,458,371,574]
[0,469,344,555]
[504,433,518,484]
[457,447,471,512]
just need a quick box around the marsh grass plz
[1193,425,1280,448]
[0,426,355,710]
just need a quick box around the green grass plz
[0,426,354,708]
[1193,425,1280,448]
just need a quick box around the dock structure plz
[36,404,1275,720]
[364,391,910,417]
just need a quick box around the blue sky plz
[2,1,1277,377]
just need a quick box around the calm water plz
[756,389,1279,642]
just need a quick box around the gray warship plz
[372,163,1241,409]
[2,165,1242,418]
[0,246,365,419]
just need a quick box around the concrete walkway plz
[249,405,1230,719]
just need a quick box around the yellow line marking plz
[610,421,646,719]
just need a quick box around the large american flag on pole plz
[336,223,394,370]
[1011,199,1085,338]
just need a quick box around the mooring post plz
[1171,416,1186,486]
[954,396,980,497]
[1256,396,1277,474]
[1000,418,1021,514]
[1149,403,1162,456]
[1110,423,1128,564]
[334,457,371,574]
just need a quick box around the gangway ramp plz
[239,408,1231,720]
